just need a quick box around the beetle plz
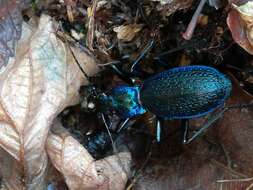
[100,65,232,144]
[83,130,115,159]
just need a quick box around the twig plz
[211,159,249,178]
[97,60,121,67]
[182,0,207,40]
[217,177,253,183]
[86,0,97,51]
[246,183,253,190]
[66,5,74,22]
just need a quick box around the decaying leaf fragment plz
[227,1,253,54]
[113,24,143,42]
[46,121,131,190]
[153,0,193,16]
[0,0,29,69]
[0,14,99,189]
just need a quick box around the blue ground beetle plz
[100,65,232,144]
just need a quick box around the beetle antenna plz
[131,39,155,72]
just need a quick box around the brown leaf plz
[46,120,132,190]
[113,24,143,42]
[0,14,99,189]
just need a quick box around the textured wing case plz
[140,66,232,119]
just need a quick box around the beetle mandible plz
[100,65,232,143]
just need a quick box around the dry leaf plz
[233,1,253,43]
[113,24,143,42]
[0,14,99,189]
[46,120,132,190]
[227,1,253,54]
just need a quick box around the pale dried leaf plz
[95,153,131,190]
[227,1,253,54]
[233,2,253,44]
[113,24,143,42]
[0,14,99,189]
[46,120,132,190]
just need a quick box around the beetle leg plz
[185,108,227,144]
[181,119,189,144]
[156,119,162,142]
[116,118,131,133]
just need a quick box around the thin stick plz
[217,177,253,183]
[182,0,207,40]
[97,60,121,67]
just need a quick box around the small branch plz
[182,0,207,40]
[217,177,253,183]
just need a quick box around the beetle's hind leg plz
[156,119,161,142]
[181,119,189,144]
[184,108,227,144]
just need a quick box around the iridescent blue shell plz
[104,86,146,118]
[140,66,232,119]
